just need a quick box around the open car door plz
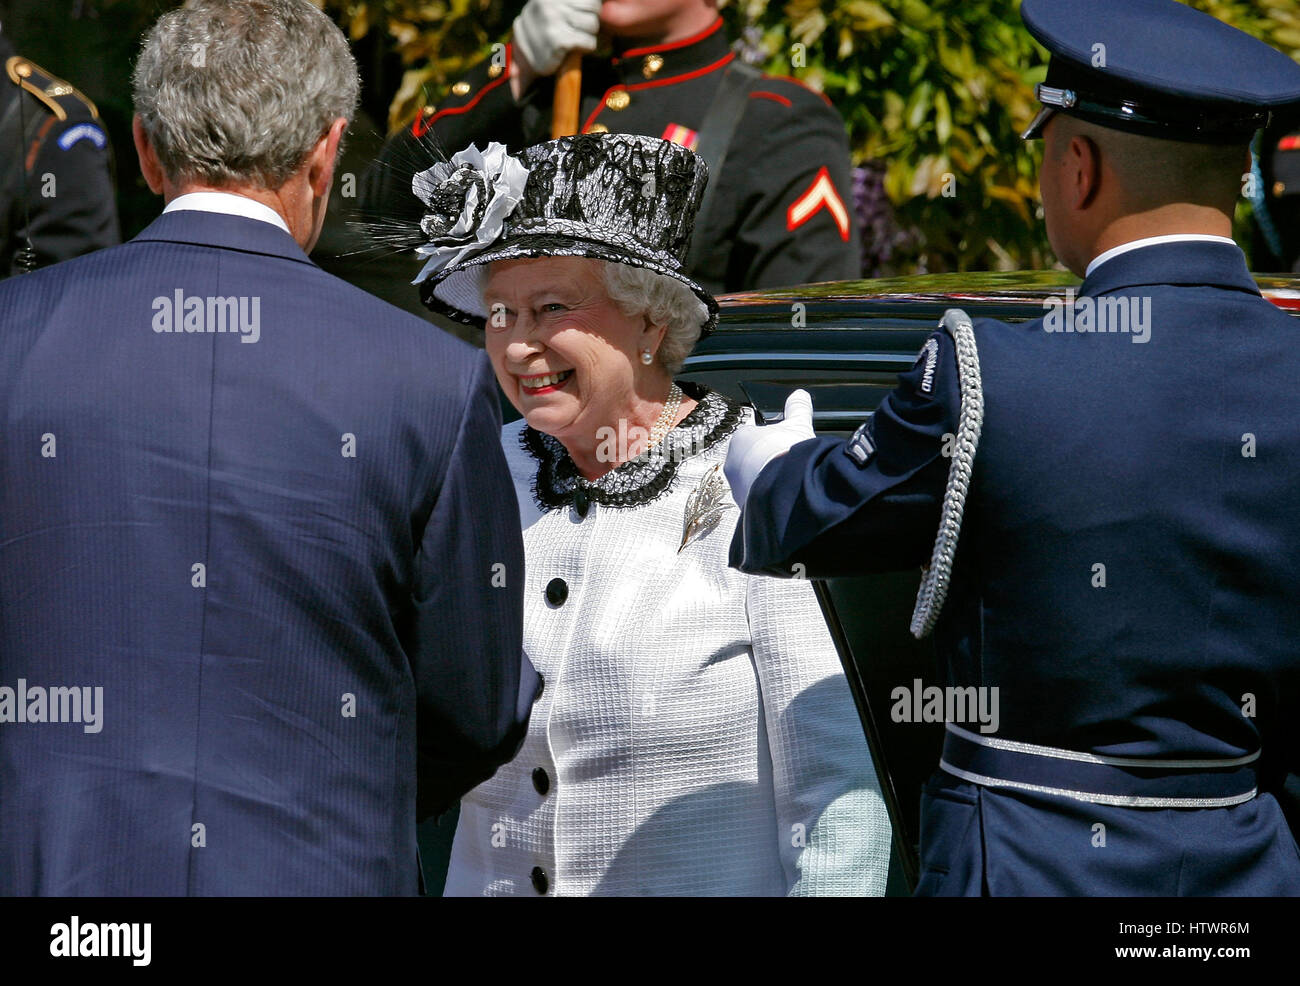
[739,385,943,896]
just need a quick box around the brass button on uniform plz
[605,89,630,111]
[532,767,550,795]
[530,866,549,894]
[587,123,609,134]
[487,62,503,78]
[642,54,664,78]
[545,577,568,606]
[451,81,471,96]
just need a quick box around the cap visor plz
[1022,105,1056,141]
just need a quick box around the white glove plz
[512,0,602,77]
[725,390,816,506]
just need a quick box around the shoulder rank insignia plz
[5,55,100,122]
[786,165,851,241]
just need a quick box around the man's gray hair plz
[132,0,360,189]
[601,262,708,374]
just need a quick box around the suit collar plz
[1079,239,1260,298]
[609,17,730,86]
[131,209,314,265]
[164,191,291,234]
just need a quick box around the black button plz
[532,767,550,795]
[545,577,568,606]
[572,488,590,518]
[530,865,549,894]
[537,673,545,697]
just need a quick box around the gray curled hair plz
[601,262,708,374]
[132,0,360,189]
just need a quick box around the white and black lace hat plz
[410,134,719,334]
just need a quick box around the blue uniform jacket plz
[732,240,1300,895]
[0,211,538,895]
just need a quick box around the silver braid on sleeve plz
[909,308,984,640]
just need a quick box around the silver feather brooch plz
[679,463,733,553]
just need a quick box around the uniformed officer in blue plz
[725,0,1300,896]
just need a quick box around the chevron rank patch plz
[845,416,877,466]
[786,166,851,241]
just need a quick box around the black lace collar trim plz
[521,381,743,511]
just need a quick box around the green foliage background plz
[9,0,1297,268]
[733,0,1299,273]
[326,0,1300,275]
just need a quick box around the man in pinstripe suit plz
[0,0,537,895]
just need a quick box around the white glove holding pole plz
[512,0,602,77]
[725,389,816,506]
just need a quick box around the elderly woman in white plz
[411,133,889,896]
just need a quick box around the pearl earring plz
[640,349,654,365]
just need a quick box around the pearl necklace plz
[645,383,683,450]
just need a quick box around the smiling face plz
[482,257,666,448]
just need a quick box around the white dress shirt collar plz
[1085,234,1240,278]
[163,191,291,235]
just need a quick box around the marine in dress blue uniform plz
[727,0,1300,895]
[358,14,859,295]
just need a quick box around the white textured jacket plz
[444,388,890,896]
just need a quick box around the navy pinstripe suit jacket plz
[0,210,537,895]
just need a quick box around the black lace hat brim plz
[419,233,720,336]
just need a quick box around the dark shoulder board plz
[5,55,101,123]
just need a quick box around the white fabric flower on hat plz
[412,142,530,283]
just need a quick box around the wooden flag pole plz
[551,51,583,139]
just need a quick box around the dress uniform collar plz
[608,16,731,87]
[1078,238,1260,299]
[1085,234,1238,278]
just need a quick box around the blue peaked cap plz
[1021,0,1300,143]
